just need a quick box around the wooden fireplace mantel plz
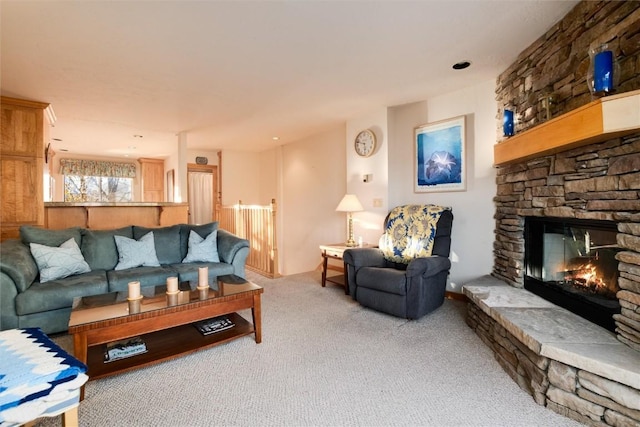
[494,89,640,167]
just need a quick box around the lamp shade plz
[336,194,363,212]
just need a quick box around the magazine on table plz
[104,336,147,363]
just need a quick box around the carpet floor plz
[39,271,582,426]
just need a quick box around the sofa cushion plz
[182,230,219,263]
[179,222,218,260]
[107,266,177,292]
[133,225,182,265]
[29,238,91,283]
[357,266,407,295]
[169,262,234,285]
[114,232,161,270]
[81,227,133,271]
[0,239,39,293]
[20,226,82,248]
[15,270,109,315]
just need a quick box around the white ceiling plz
[1,0,579,159]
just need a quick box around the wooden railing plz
[217,199,279,278]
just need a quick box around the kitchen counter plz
[44,203,189,229]
[45,202,188,207]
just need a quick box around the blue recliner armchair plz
[343,204,453,319]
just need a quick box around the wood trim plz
[1,96,50,110]
[187,163,216,173]
[494,89,640,166]
[445,291,469,303]
[217,151,222,194]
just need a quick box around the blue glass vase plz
[503,109,514,137]
[587,44,618,97]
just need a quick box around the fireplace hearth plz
[524,217,621,332]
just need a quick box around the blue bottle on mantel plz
[594,50,614,93]
[503,109,514,137]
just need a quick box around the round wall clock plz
[354,129,376,157]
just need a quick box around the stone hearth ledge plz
[463,275,640,391]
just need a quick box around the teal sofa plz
[0,222,249,334]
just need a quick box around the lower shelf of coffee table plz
[86,312,253,380]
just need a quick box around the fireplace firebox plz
[524,217,621,332]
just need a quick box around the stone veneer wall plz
[492,1,640,352]
[467,303,640,426]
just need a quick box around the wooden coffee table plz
[68,275,263,396]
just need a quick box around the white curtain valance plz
[59,159,136,178]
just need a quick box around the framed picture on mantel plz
[414,115,466,193]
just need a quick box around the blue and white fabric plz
[378,204,450,264]
[0,328,87,426]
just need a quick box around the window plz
[64,176,132,202]
[59,158,137,202]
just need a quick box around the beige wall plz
[279,125,346,275]
[219,150,261,206]
[346,107,389,246]
[258,148,279,206]
[219,125,346,275]
[345,79,497,292]
[220,82,497,283]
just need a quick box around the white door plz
[188,171,213,224]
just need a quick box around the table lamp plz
[336,194,363,247]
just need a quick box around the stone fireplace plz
[463,2,640,425]
[467,132,640,425]
[493,131,640,352]
[490,0,640,355]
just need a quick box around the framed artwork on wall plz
[414,115,466,193]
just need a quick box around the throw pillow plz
[379,204,449,264]
[29,238,91,283]
[182,230,219,263]
[179,222,219,260]
[114,232,161,270]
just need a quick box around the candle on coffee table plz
[198,267,208,288]
[167,276,178,293]
[128,281,141,299]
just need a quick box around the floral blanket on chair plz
[379,204,450,264]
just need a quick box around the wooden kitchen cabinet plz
[1,97,53,241]
[138,158,165,202]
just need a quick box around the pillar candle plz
[128,281,141,299]
[198,266,209,287]
[167,276,179,293]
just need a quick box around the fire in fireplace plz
[524,217,621,332]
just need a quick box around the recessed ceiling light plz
[452,61,471,70]
[59,148,69,152]
[272,136,280,141]
[52,138,63,142]
[133,134,143,138]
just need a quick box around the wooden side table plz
[319,243,376,295]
